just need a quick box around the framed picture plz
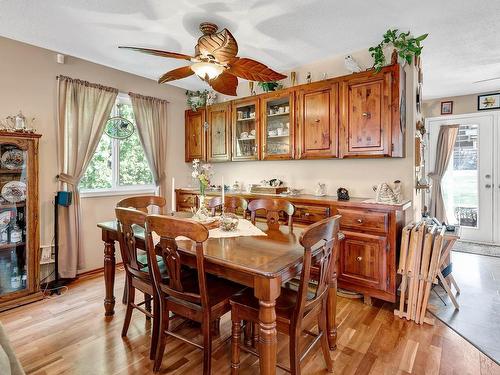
[441,101,453,115]
[478,93,500,110]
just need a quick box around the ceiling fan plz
[119,22,287,96]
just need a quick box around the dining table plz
[97,218,340,375]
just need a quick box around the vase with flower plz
[191,159,213,221]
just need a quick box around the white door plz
[427,114,495,243]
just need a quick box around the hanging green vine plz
[369,29,428,72]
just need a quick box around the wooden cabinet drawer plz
[339,231,387,290]
[337,208,388,233]
[293,205,330,224]
[176,193,197,211]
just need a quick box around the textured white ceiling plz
[1,0,499,99]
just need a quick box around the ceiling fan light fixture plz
[190,61,224,80]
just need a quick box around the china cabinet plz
[260,90,295,160]
[0,132,42,312]
[232,97,260,161]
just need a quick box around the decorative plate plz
[1,181,27,203]
[1,149,25,170]
[0,211,11,229]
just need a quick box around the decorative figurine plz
[373,180,402,204]
[315,183,327,197]
[306,72,312,84]
[337,187,350,201]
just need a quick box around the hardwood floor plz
[0,268,498,375]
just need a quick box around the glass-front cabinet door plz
[261,90,294,160]
[0,133,42,311]
[232,98,260,161]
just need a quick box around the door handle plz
[485,184,492,188]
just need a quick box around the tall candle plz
[171,177,175,213]
[221,176,225,206]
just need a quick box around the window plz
[79,94,154,195]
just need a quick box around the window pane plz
[79,134,112,189]
[442,124,479,227]
[116,103,153,186]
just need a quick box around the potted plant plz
[257,81,283,93]
[369,29,428,72]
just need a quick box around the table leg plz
[254,277,281,375]
[327,277,337,350]
[103,239,116,316]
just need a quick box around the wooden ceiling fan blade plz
[208,72,238,96]
[227,58,287,82]
[158,66,194,84]
[197,28,238,64]
[119,46,193,61]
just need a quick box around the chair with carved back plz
[230,215,341,374]
[145,215,245,374]
[207,196,248,217]
[116,196,167,304]
[116,195,167,214]
[247,198,295,231]
[115,207,160,360]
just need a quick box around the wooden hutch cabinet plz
[185,109,206,162]
[206,102,231,162]
[0,132,43,312]
[296,81,339,159]
[184,64,403,163]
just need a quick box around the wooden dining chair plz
[115,207,160,360]
[145,214,245,374]
[117,196,167,304]
[230,215,341,375]
[116,195,166,214]
[247,198,295,230]
[207,196,248,216]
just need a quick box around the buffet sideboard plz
[176,188,411,303]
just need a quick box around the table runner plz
[153,219,266,244]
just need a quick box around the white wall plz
[0,36,190,273]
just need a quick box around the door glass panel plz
[265,97,291,155]
[0,143,28,295]
[442,124,479,227]
[234,104,257,158]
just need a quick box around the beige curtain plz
[129,92,169,196]
[57,76,118,278]
[429,124,459,222]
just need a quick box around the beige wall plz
[0,36,190,273]
[1,36,419,274]
[423,91,500,118]
[214,49,419,219]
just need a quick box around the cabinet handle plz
[356,256,363,262]
[362,112,371,118]
[356,218,363,223]
[304,212,311,217]
[314,119,321,123]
